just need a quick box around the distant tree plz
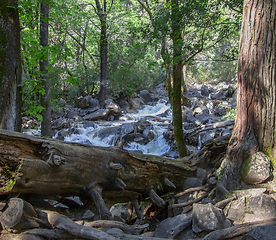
[40,0,52,137]
[93,0,113,107]
[0,0,22,132]
[218,0,276,190]
[138,0,240,157]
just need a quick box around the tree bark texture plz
[171,0,188,157]
[0,0,22,132]
[218,0,276,189]
[96,0,108,108]
[0,130,196,205]
[40,1,52,137]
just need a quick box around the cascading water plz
[56,101,173,156]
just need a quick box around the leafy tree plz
[218,0,276,191]
[0,0,22,132]
[137,0,241,157]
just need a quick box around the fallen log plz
[0,129,196,208]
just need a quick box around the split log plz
[0,198,42,232]
[0,129,196,206]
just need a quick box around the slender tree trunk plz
[171,0,187,157]
[40,1,52,137]
[0,0,22,132]
[96,0,108,108]
[161,37,172,103]
[218,0,276,190]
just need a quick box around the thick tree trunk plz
[218,0,276,190]
[171,0,187,157]
[0,130,196,206]
[40,1,52,137]
[0,0,22,132]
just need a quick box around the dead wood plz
[79,219,149,235]
[45,210,117,240]
[175,186,210,198]
[24,228,72,239]
[0,198,41,232]
[108,232,170,240]
[168,192,208,210]
[186,120,234,138]
[214,195,237,209]
[0,129,196,206]
[0,232,43,240]
[203,218,276,240]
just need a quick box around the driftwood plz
[185,120,234,138]
[78,219,149,235]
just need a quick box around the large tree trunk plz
[0,0,22,132]
[218,0,276,190]
[0,130,196,209]
[40,1,52,137]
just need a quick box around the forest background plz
[19,0,241,120]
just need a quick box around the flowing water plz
[55,102,173,156]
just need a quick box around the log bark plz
[0,129,196,206]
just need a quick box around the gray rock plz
[242,225,276,240]
[183,114,197,124]
[192,203,232,233]
[233,188,267,198]
[183,177,202,191]
[139,89,152,104]
[83,121,95,129]
[195,114,209,126]
[242,152,271,185]
[76,96,99,109]
[201,85,209,96]
[214,106,226,116]
[154,214,192,239]
[106,228,124,235]
[226,193,276,223]
[82,210,95,220]
[127,98,144,113]
[196,168,207,181]
[245,193,276,222]
[104,99,122,119]
[119,123,134,135]
[83,109,109,121]
[67,110,79,119]
[226,196,246,222]
[52,118,70,130]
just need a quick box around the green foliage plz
[4,160,23,193]
[18,0,241,118]
[224,107,237,120]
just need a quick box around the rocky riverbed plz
[12,80,276,240]
[23,79,236,158]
